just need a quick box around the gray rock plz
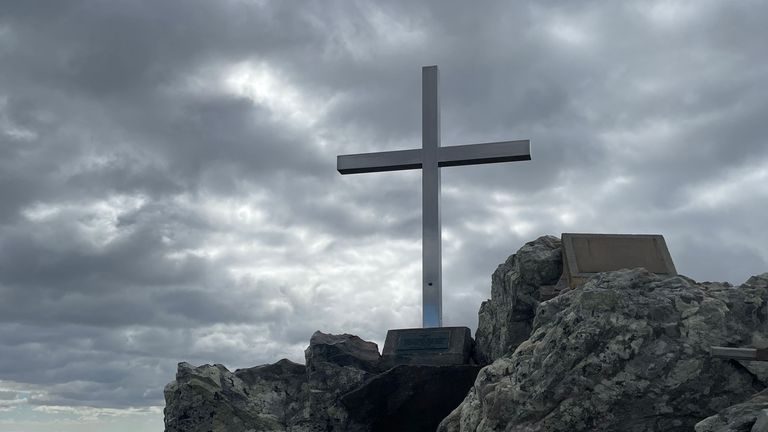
[163,332,383,432]
[301,331,382,431]
[474,235,562,364]
[163,359,306,432]
[441,269,768,432]
[163,331,480,431]
[163,236,768,432]
[305,331,381,373]
[695,389,768,432]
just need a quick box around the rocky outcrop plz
[164,331,479,431]
[163,359,306,432]
[440,269,768,432]
[165,236,768,432]
[305,332,381,373]
[303,332,381,431]
[695,388,768,432]
[474,235,563,364]
[163,332,382,432]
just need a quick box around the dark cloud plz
[0,1,766,429]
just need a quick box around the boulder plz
[163,359,306,432]
[305,331,381,373]
[474,235,563,364]
[301,331,382,431]
[440,269,768,432]
[695,388,768,432]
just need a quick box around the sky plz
[0,0,767,430]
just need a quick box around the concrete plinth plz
[380,327,473,369]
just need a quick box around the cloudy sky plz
[1,0,767,430]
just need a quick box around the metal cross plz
[337,65,531,328]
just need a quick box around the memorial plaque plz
[560,233,677,289]
[381,327,472,369]
[395,330,451,352]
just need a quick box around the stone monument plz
[540,232,678,300]
[337,65,531,365]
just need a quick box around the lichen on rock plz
[163,359,306,432]
[474,235,563,364]
[441,268,768,432]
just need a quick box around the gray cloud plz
[0,1,767,429]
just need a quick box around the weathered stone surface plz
[695,388,768,432]
[342,364,481,432]
[163,359,306,432]
[474,235,563,364]
[441,269,768,432]
[302,331,381,431]
[305,331,381,373]
[164,331,480,432]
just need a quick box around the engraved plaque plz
[395,330,450,352]
[381,327,472,368]
[560,233,677,289]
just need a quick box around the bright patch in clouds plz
[366,6,426,50]
[0,405,163,432]
[532,5,595,48]
[21,195,147,248]
[546,19,591,46]
[645,0,704,26]
[223,62,330,127]
[684,161,768,209]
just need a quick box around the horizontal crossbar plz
[337,140,530,174]
[337,149,422,174]
[438,140,531,167]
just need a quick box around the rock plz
[441,269,768,432]
[163,236,768,432]
[163,359,306,432]
[341,364,481,432]
[474,235,563,364]
[234,359,307,427]
[305,331,381,373]
[302,331,382,431]
[695,388,768,432]
[164,331,479,432]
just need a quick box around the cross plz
[337,65,531,328]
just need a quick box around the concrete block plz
[380,327,473,369]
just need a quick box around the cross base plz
[380,327,474,369]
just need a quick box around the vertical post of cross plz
[336,65,531,329]
[422,65,441,328]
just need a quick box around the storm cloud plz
[1,0,767,430]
